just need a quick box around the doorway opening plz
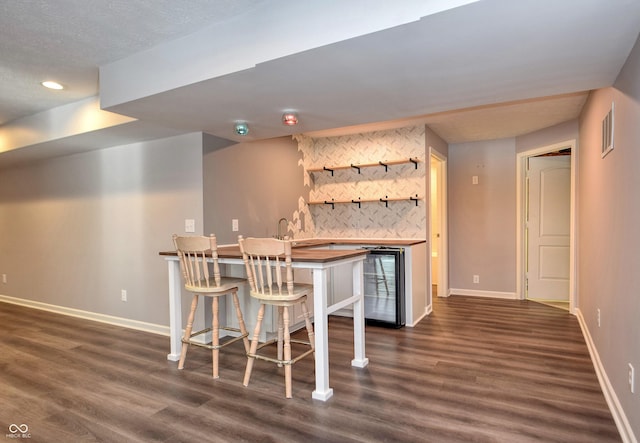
[516,140,576,313]
[429,149,448,307]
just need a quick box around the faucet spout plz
[277,217,288,240]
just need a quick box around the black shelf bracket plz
[380,197,389,208]
[410,195,419,206]
[379,161,389,172]
[410,157,418,169]
[323,166,335,176]
[351,199,362,208]
[324,200,335,209]
[350,164,361,174]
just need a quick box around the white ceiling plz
[0,0,268,124]
[1,0,639,154]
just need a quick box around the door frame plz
[515,139,577,313]
[429,148,448,302]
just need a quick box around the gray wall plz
[203,136,307,244]
[426,126,449,158]
[448,138,516,293]
[515,119,578,153]
[0,132,204,326]
[578,34,640,437]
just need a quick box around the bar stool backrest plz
[172,234,221,289]
[238,236,294,297]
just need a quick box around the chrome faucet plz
[277,217,288,240]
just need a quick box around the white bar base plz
[351,357,369,368]
[312,388,334,401]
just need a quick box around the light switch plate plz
[185,219,195,233]
[232,219,239,232]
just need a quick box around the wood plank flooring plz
[0,296,620,442]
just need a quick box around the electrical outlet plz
[472,175,479,185]
[232,219,239,232]
[121,289,127,302]
[185,219,195,233]
[630,364,635,393]
[473,275,479,284]
[1,274,6,284]
[597,308,601,327]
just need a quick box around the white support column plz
[167,258,182,361]
[312,268,333,401]
[351,259,369,368]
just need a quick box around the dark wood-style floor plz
[0,296,620,442]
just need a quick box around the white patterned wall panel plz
[294,126,427,239]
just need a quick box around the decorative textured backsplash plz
[293,126,427,239]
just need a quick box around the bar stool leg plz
[179,294,199,370]
[212,296,220,379]
[277,306,284,367]
[301,300,315,354]
[244,303,265,387]
[232,290,250,352]
[283,306,293,398]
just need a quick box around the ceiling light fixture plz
[282,112,298,126]
[41,81,64,90]
[234,122,249,136]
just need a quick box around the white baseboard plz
[448,288,518,299]
[576,308,637,443]
[407,306,430,327]
[0,294,170,337]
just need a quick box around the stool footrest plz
[183,327,249,350]
[248,339,314,366]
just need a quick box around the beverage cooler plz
[362,247,405,328]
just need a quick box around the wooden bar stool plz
[173,234,250,378]
[238,235,315,398]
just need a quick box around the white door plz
[526,155,571,301]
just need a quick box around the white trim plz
[429,148,449,301]
[576,308,637,443]
[407,307,430,327]
[0,294,170,337]
[448,289,518,299]
[516,140,577,314]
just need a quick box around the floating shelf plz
[307,157,420,176]
[308,195,423,209]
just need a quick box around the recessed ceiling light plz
[282,112,298,126]
[41,81,64,90]
[234,122,249,136]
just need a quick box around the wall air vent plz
[601,102,614,158]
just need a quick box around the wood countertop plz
[160,238,425,263]
[290,238,426,248]
[159,244,369,263]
